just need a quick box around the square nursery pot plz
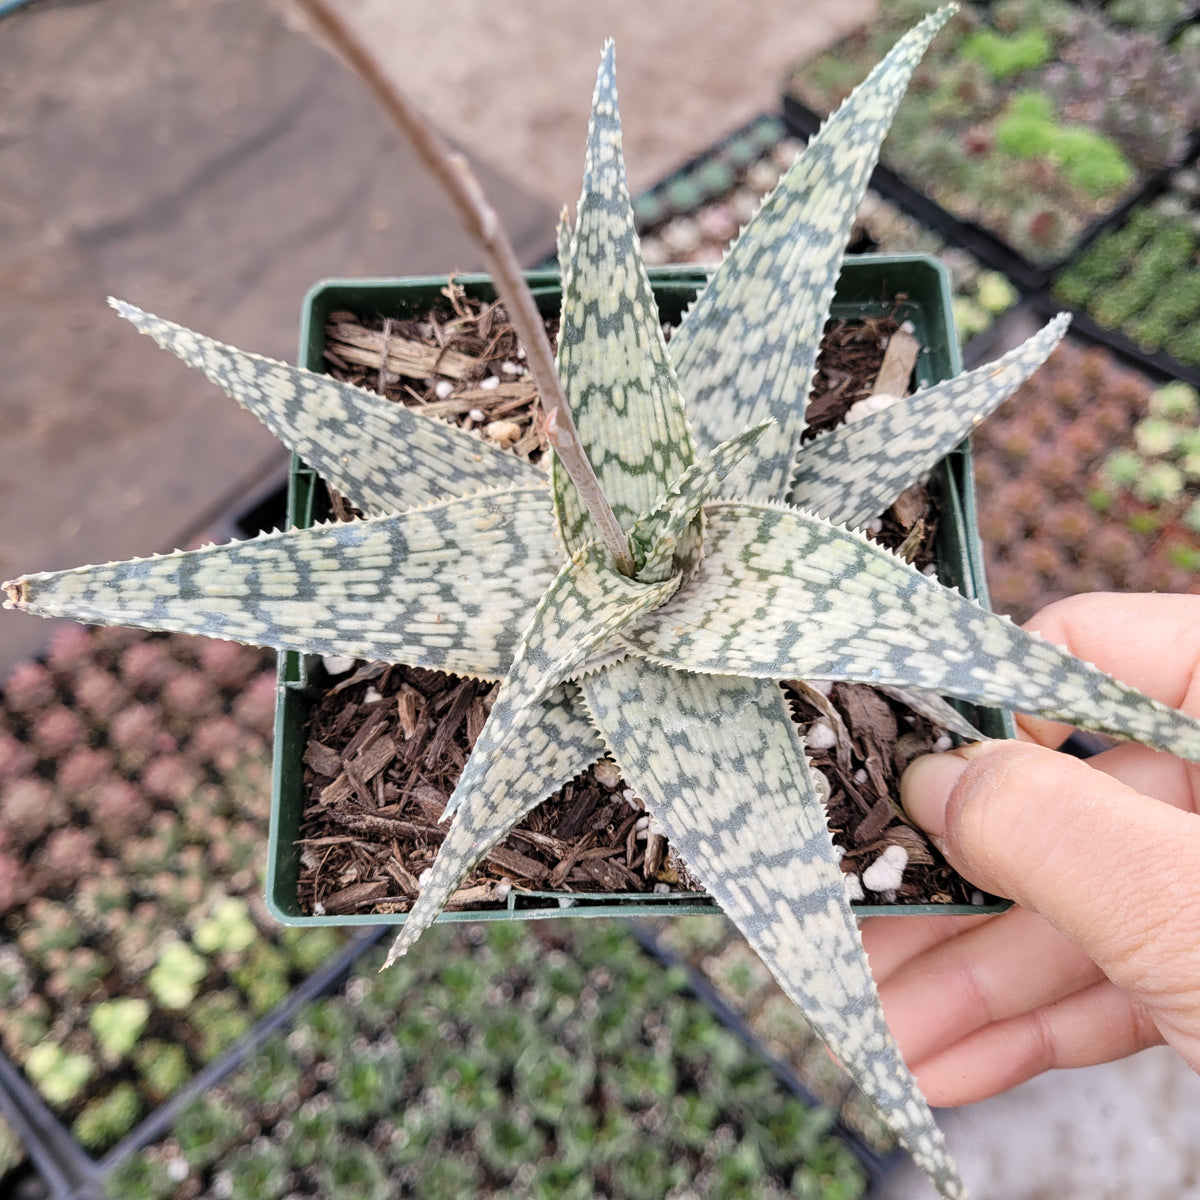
[266,256,1015,929]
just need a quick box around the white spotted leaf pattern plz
[791,314,1071,526]
[110,301,539,516]
[669,8,955,501]
[8,488,559,679]
[551,41,696,554]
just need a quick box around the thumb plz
[900,740,1200,1055]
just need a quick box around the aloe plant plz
[7,10,1200,1196]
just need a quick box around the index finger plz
[1012,592,1200,749]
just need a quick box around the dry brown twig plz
[292,0,636,576]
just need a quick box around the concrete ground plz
[0,0,871,672]
[1,0,1198,1196]
[878,1048,1200,1200]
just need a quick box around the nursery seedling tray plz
[783,3,1200,289]
[627,919,903,1189]
[102,921,886,1199]
[267,256,1015,927]
[783,95,1183,296]
[1046,135,1200,389]
[0,928,386,1200]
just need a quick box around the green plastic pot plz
[266,255,1014,927]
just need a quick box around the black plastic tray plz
[0,929,386,1199]
[626,920,903,1193]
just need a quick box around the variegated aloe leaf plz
[581,661,966,1199]
[16,15,1178,1197]
[7,488,560,678]
[551,42,696,553]
[110,301,539,516]
[542,20,970,1193]
[389,546,678,955]
[382,680,600,963]
[877,685,985,742]
[626,502,1200,760]
[437,541,679,824]
[668,7,953,501]
[629,420,773,583]
[790,315,1071,527]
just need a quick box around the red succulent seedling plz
[31,707,88,758]
[1049,375,1084,415]
[109,703,176,769]
[39,826,101,889]
[231,674,276,738]
[1061,418,1107,463]
[989,417,1037,463]
[1093,523,1142,570]
[118,639,176,692]
[1030,443,1079,489]
[186,715,236,773]
[0,851,31,915]
[90,626,140,655]
[44,625,96,677]
[1016,539,1066,581]
[0,731,37,783]
[977,503,1024,549]
[1094,397,1136,438]
[57,746,117,803]
[162,672,220,722]
[198,639,265,691]
[91,779,153,846]
[3,660,56,715]
[1,778,67,847]
[70,667,131,724]
[142,755,205,804]
[1042,500,1096,544]
[995,478,1045,521]
[1024,207,1065,253]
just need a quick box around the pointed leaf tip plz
[108,296,142,324]
[670,2,956,502]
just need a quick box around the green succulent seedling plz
[1184,498,1200,534]
[24,1043,94,1107]
[72,1082,141,1151]
[8,8,1200,1196]
[0,1116,22,1177]
[146,940,207,1010]
[191,989,253,1060]
[995,91,1134,198]
[1150,380,1200,421]
[192,895,258,957]
[89,996,151,1062]
[960,26,1052,78]
[1135,415,1182,458]
[134,1040,191,1101]
[1134,461,1187,506]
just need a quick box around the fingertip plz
[899,741,999,841]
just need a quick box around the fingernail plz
[900,743,990,839]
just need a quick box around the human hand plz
[861,592,1200,1105]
